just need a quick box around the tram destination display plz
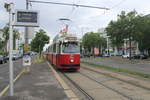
[13,10,39,27]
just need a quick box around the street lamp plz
[124,39,129,55]
[106,36,110,56]
[4,2,14,96]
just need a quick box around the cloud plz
[1,0,150,39]
[0,1,9,28]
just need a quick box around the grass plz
[81,61,150,78]
[32,55,45,63]
[89,56,150,63]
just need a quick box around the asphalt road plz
[81,57,150,74]
[0,59,23,91]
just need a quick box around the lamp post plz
[4,2,14,96]
[124,39,129,55]
[106,36,110,56]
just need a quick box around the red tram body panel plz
[46,34,80,70]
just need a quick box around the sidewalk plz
[0,61,69,100]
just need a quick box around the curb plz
[47,62,79,100]
[0,68,25,97]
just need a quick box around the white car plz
[122,53,134,59]
[122,54,130,58]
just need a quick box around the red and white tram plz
[46,34,80,70]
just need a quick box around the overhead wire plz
[66,0,81,19]
[110,0,127,9]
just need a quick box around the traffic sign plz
[13,10,39,27]
[23,45,31,52]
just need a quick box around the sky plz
[1,0,150,40]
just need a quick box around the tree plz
[0,26,20,50]
[137,16,150,55]
[82,32,106,55]
[106,10,150,56]
[0,26,9,51]
[106,11,142,56]
[31,29,50,55]
[13,29,20,49]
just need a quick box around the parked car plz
[0,55,7,64]
[0,55,4,64]
[133,54,148,59]
[83,53,91,57]
[103,54,110,57]
[12,54,19,60]
[80,54,84,58]
[3,56,7,63]
[122,54,130,58]
[122,53,134,59]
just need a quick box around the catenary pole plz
[25,0,29,52]
[9,3,14,96]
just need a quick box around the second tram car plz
[47,34,80,70]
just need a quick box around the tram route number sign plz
[13,10,39,27]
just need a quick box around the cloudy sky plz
[1,0,150,39]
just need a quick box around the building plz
[98,28,114,55]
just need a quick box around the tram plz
[46,34,80,70]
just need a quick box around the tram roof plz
[53,33,78,43]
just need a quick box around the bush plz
[0,50,8,55]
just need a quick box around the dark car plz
[139,54,148,59]
[0,55,4,64]
[0,55,7,64]
[133,54,148,59]
[80,54,84,58]
[83,53,91,57]
[3,56,7,63]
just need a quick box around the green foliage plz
[106,11,139,48]
[0,40,4,50]
[82,32,106,52]
[13,29,20,49]
[31,29,50,54]
[106,10,150,55]
[0,50,8,55]
[0,26,20,50]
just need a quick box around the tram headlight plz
[70,59,74,63]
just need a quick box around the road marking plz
[47,62,79,100]
[0,68,25,97]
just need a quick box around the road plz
[0,59,23,91]
[81,57,150,74]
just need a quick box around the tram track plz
[60,66,150,100]
[61,71,130,100]
[78,71,134,100]
[62,72,94,100]
[81,65,150,91]
[80,67,150,100]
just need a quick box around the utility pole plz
[106,36,110,56]
[25,0,29,53]
[129,34,132,60]
[4,2,14,96]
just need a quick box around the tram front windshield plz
[62,42,80,53]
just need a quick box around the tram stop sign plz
[13,10,39,27]
[23,55,31,66]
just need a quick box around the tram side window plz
[57,44,61,54]
[53,44,56,53]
